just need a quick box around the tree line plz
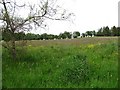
[2,26,120,41]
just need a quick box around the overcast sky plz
[42,0,119,35]
[46,0,119,35]
[2,0,120,35]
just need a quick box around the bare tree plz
[0,0,74,60]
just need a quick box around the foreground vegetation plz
[2,37,118,88]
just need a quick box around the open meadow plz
[2,37,118,88]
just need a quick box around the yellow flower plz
[115,53,118,55]
[87,44,94,49]
[29,45,32,46]
[98,43,101,46]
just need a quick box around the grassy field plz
[0,43,2,89]
[2,37,118,88]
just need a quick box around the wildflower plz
[115,53,118,55]
[29,45,31,47]
[110,74,112,77]
[87,44,94,49]
[98,43,101,46]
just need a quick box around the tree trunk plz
[11,39,16,60]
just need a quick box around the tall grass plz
[0,43,2,89]
[2,39,118,88]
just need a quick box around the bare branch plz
[9,0,25,7]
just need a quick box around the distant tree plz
[82,33,86,37]
[15,32,26,40]
[40,33,48,40]
[2,28,12,41]
[86,31,93,37]
[103,26,111,36]
[54,35,59,39]
[111,26,118,36]
[73,31,80,38]
[93,30,96,36]
[58,33,66,39]
[117,27,120,36]
[63,31,72,39]
[25,33,35,40]
[47,34,54,40]
[36,34,41,40]
[97,28,103,36]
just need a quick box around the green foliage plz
[2,26,120,41]
[102,26,111,36]
[86,31,93,37]
[15,32,26,40]
[82,33,86,37]
[96,26,120,36]
[2,28,13,42]
[73,31,80,38]
[58,31,72,39]
[111,26,117,36]
[63,31,72,39]
[97,27,104,36]
[2,38,118,88]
